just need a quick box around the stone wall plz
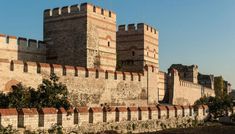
[116,23,159,72]
[0,58,159,106]
[44,3,117,71]
[0,34,46,63]
[168,69,215,106]
[0,105,208,131]
[158,71,168,101]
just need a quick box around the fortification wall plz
[203,87,215,97]
[168,69,215,105]
[158,71,168,101]
[0,105,208,131]
[173,80,203,105]
[0,34,46,62]
[0,58,160,106]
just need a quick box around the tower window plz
[132,51,135,56]
[109,11,112,17]
[108,41,110,47]
[93,6,96,12]
[101,9,104,15]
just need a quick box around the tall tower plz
[116,23,159,72]
[44,3,117,70]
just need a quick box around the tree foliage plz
[0,74,71,110]
[194,95,233,119]
[214,76,224,97]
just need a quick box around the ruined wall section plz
[0,34,46,62]
[44,3,117,71]
[168,69,215,105]
[0,58,150,107]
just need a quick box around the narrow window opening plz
[23,62,28,73]
[105,71,108,79]
[109,11,112,17]
[115,108,120,122]
[132,51,135,56]
[62,66,66,76]
[131,74,133,81]
[95,69,99,79]
[127,108,131,121]
[10,61,14,71]
[108,41,110,47]
[74,67,78,76]
[114,72,117,80]
[37,63,41,74]
[148,109,152,119]
[93,6,96,12]
[50,64,54,75]
[101,9,104,15]
[138,108,142,120]
[85,68,89,77]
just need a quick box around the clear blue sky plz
[0,0,234,87]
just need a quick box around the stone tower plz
[168,64,198,84]
[116,23,159,72]
[44,3,117,70]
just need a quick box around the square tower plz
[116,23,159,72]
[44,3,117,70]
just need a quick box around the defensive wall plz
[0,58,159,107]
[0,105,209,130]
[168,69,215,106]
[0,34,46,62]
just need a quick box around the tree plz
[0,74,71,110]
[214,76,224,97]
[36,73,71,109]
[8,84,33,109]
[194,94,233,119]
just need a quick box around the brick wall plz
[0,105,207,130]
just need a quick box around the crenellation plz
[44,9,52,17]
[128,24,136,31]
[61,6,70,14]
[52,7,61,16]
[118,25,126,31]
[44,3,116,20]
[70,4,80,13]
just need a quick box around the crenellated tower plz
[116,23,159,72]
[44,3,117,70]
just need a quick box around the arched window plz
[93,6,96,12]
[108,41,110,47]
[109,11,112,17]
[101,9,104,15]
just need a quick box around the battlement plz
[179,80,202,89]
[0,58,145,82]
[44,3,116,20]
[117,23,158,35]
[0,33,46,51]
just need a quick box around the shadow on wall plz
[17,38,46,63]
